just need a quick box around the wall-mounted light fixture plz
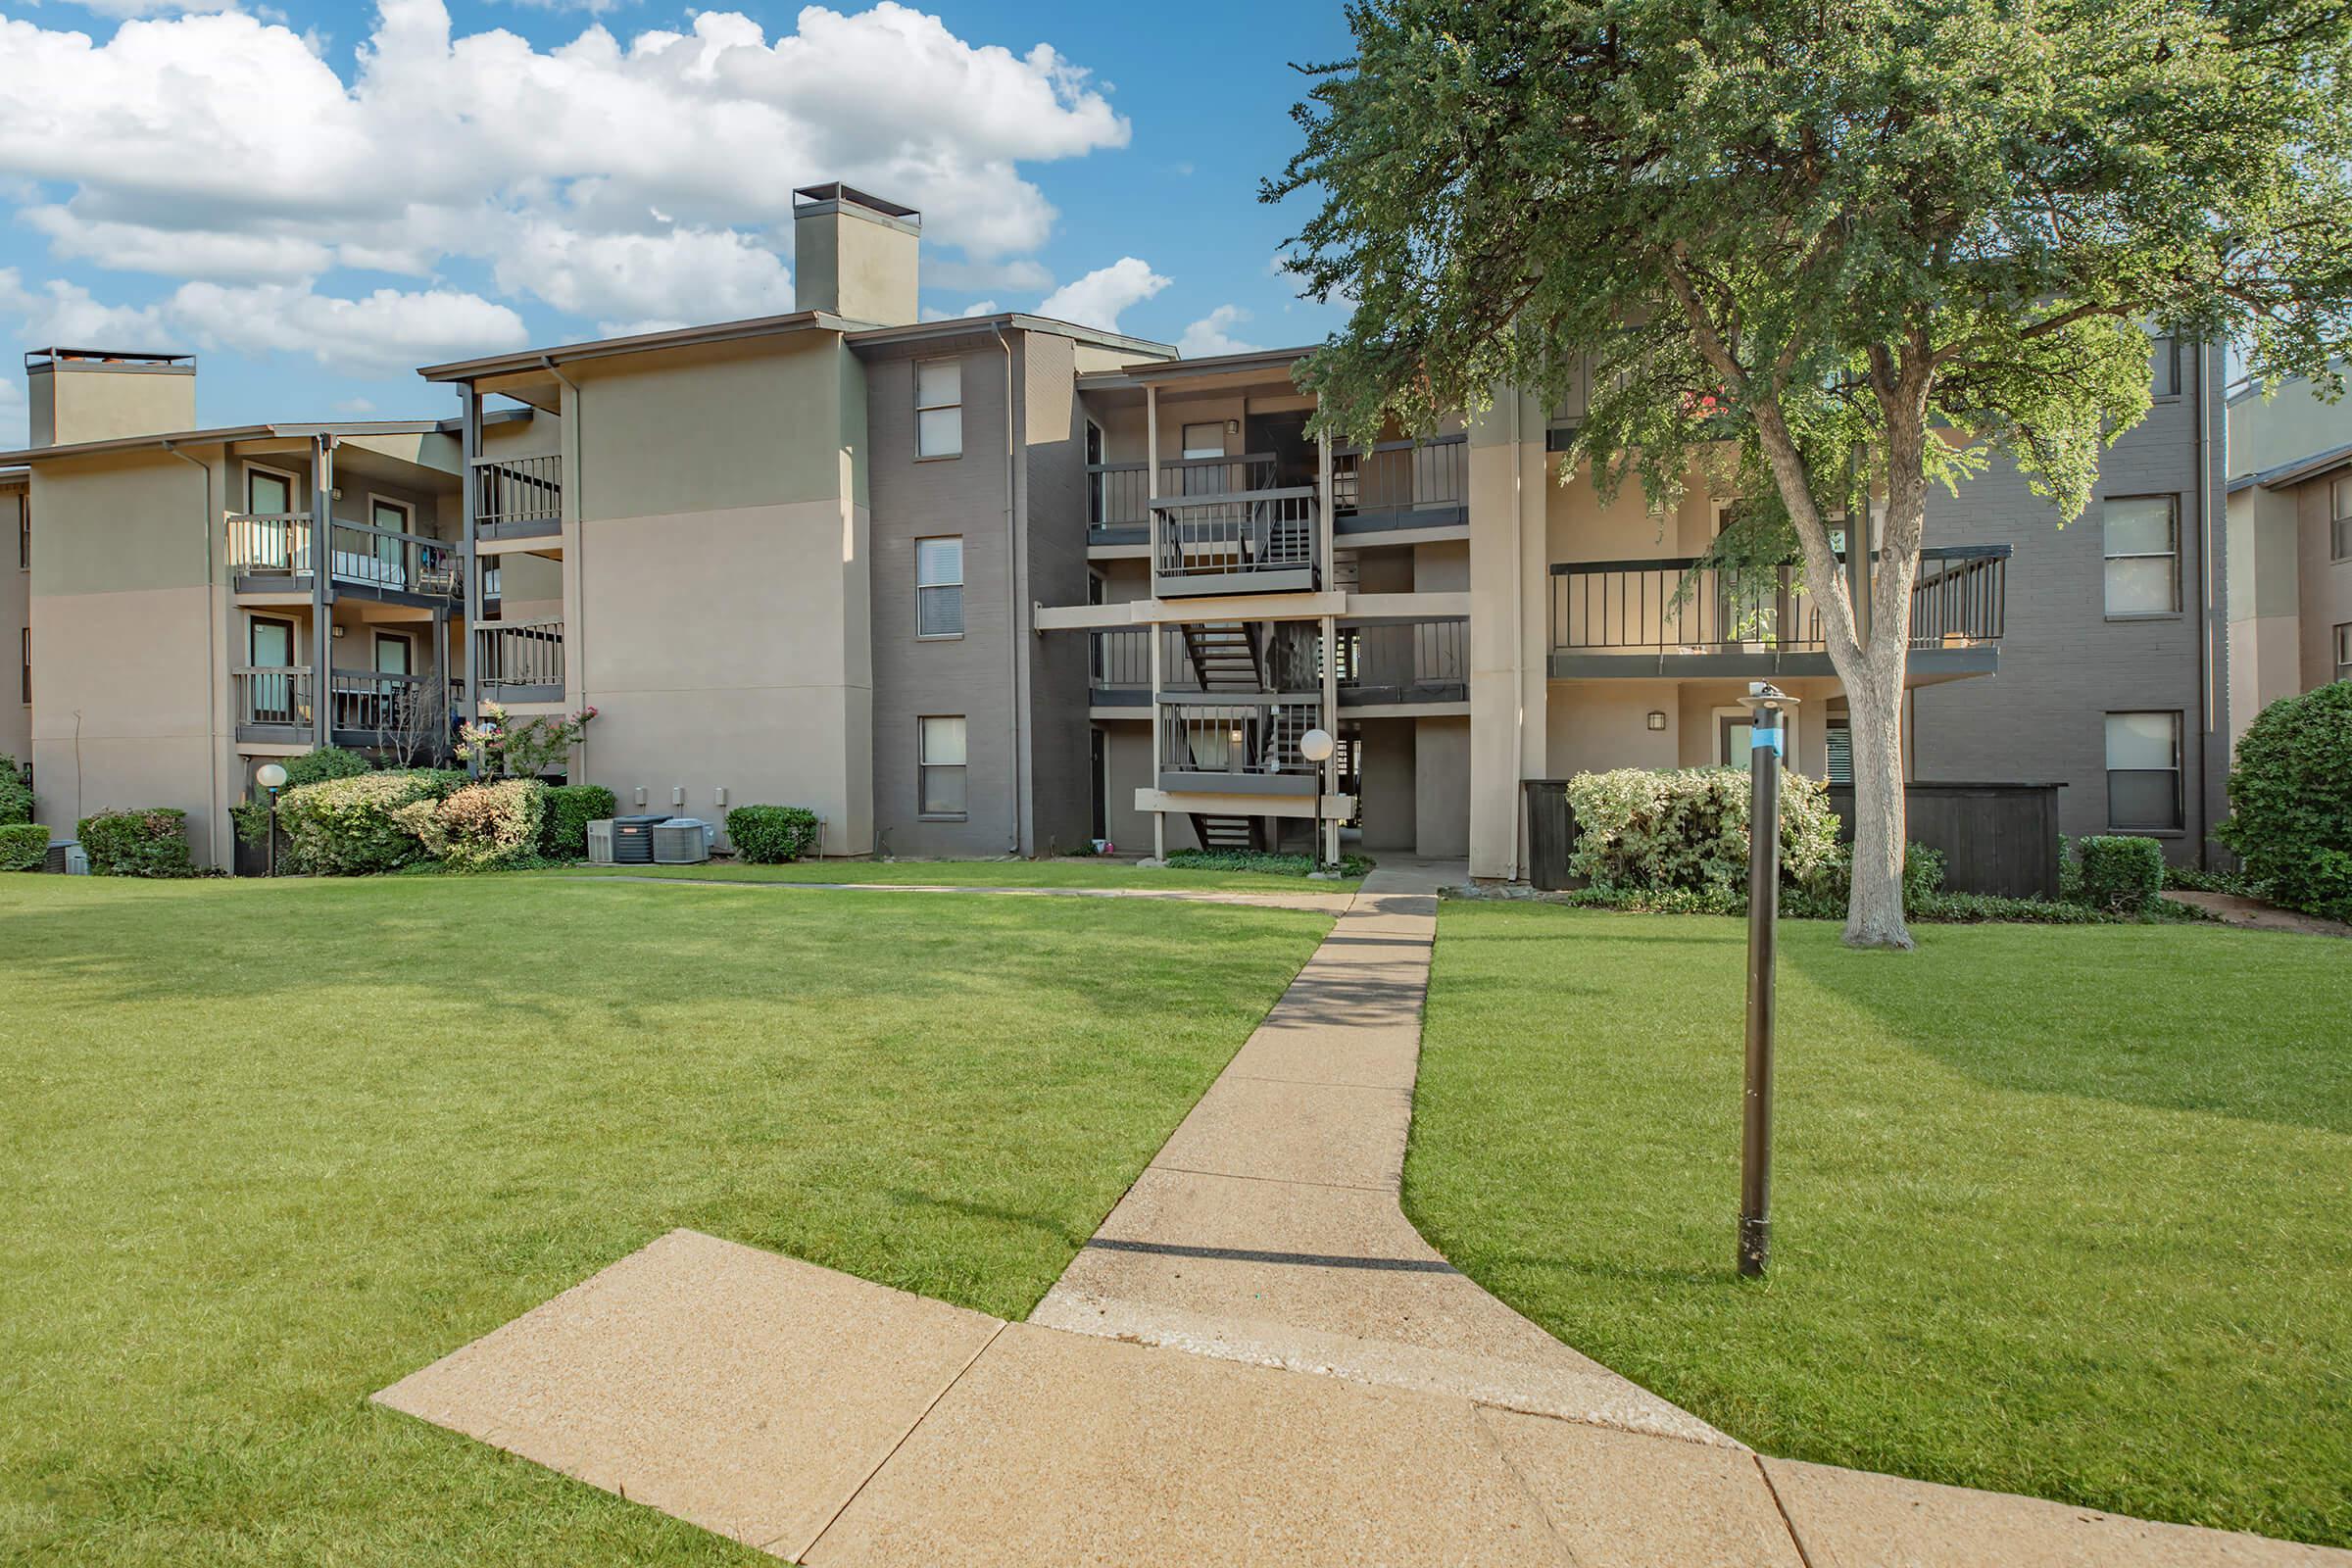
[330,625,346,639]
[1646,710,1668,731]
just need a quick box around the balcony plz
[227,514,461,605]
[1089,627,1152,708]
[1088,454,1275,548]
[1158,699,1326,796]
[1152,488,1321,599]
[233,666,454,754]
[472,455,562,542]
[1546,546,2008,679]
[474,618,564,704]
[1331,433,1468,537]
[1336,617,1469,706]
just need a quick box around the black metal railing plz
[472,454,562,536]
[1152,488,1319,586]
[329,669,444,737]
[228,513,458,596]
[1090,626,1152,691]
[1332,433,1468,523]
[1091,452,1277,532]
[475,619,564,696]
[1160,700,1323,783]
[1336,617,1469,701]
[232,665,314,729]
[1547,545,2009,655]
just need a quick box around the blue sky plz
[0,0,1357,442]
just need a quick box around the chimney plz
[26,348,197,447]
[792,183,921,326]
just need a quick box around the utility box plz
[593,813,667,865]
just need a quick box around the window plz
[373,632,412,677]
[247,466,293,516]
[1825,719,1853,787]
[2332,476,2352,562]
[2151,335,2181,399]
[1180,421,1226,460]
[18,627,27,706]
[16,496,26,570]
[919,716,967,817]
[2103,496,2180,615]
[2106,711,2182,831]
[2336,622,2351,682]
[915,536,964,637]
[915,359,962,458]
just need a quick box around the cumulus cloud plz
[0,267,527,377]
[1177,304,1261,358]
[0,0,1128,371]
[1037,257,1168,333]
[918,300,999,322]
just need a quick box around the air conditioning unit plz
[606,813,667,864]
[586,820,616,865]
[651,817,711,864]
[43,840,87,875]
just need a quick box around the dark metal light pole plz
[1740,681,1796,1277]
[256,762,289,879]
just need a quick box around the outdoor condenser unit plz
[585,820,616,865]
[605,813,667,864]
[651,818,711,864]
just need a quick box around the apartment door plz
[368,499,411,587]
[248,617,297,725]
[1090,728,1107,844]
[247,466,298,569]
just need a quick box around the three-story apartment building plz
[1,182,2230,875]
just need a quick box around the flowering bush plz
[276,771,455,874]
[1565,766,1839,895]
[396,779,547,871]
[460,703,597,779]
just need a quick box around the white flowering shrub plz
[1565,766,1839,895]
[395,779,547,871]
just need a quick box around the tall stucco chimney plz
[792,183,921,326]
[25,347,198,447]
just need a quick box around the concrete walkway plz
[1032,859,1723,1443]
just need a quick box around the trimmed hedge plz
[2219,681,2352,922]
[1565,766,1841,895]
[233,747,373,846]
[2076,834,2164,914]
[397,779,546,871]
[727,805,822,863]
[0,821,48,871]
[1788,841,1947,917]
[1165,849,1375,878]
[0,754,31,826]
[76,808,196,878]
[539,784,617,860]
[277,771,460,875]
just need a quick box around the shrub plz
[1553,881,2122,924]
[2163,864,2271,898]
[1788,841,1947,918]
[0,753,31,827]
[2219,681,2352,922]
[1165,849,1375,878]
[539,784,617,859]
[1566,766,1840,896]
[75,808,195,878]
[276,771,455,875]
[727,805,823,863]
[0,821,48,871]
[2075,834,2165,914]
[232,747,373,846]
[396,779,546,871]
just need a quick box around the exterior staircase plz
[1179,621,1264,691]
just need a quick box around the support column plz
[310,435,334,750]
[1149,619,1166,861]
[459,386,482,745]
[1321,612,1341,866]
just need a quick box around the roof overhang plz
[417,310,864,384]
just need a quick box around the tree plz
[1269,0,2352,947]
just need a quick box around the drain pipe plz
[165,440,221,866]
[2194,337,2217,866]
[1509,388,1527,882]
[994,325,1022,855]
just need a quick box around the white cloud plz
[1178,304,1261,358]
[918,299,999,322]
[0,266,527,377]
[1037,257,1167,333]
[0,374,24,449]
[0,1,1130,358]
[51,0,239,19]
[332,396,378,415]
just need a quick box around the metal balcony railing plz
[1152,488,1320,592]
[1331,433,1468,529]
[475,618,564,698]
[1547,545,2010,656]
[226,514,459,597]
[1090,453,1277,535]
[1335,617,1469,702]
[1089,626,1152,692]
[472,454,562,538]
[1159,700,1325,793]
[232,665,313,731]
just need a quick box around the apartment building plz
[1,182,2229,873]
[4,465,25,769]
[2225,366,2352,738]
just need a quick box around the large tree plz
[1270,0,2352,947]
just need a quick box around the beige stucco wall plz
[1545,681,1683,776]
[2227,373,2346,478]
[2,485,26,766]
[1354,716,1416,851]
[2296,477,2352,690]
[1465,393,1550,879]
[30,364,196,448]
[1413,715,1471,857]
[794,205,919,326]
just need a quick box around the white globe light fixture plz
[1298,728,1336,763]
[255,763,291,878]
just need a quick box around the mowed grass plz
[558,858,1358,892]
[1410,905,2352,1548]
[0,875,1328,1566]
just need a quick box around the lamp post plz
[256,762,288,878]
[1298,726,1337,874]
[1740,682,1796,1278]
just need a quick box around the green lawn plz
[0,875,1329,1565]
[556,858,1359,893]
[1409,905,2352,1547]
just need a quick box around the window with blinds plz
[1825,720,1853,786]
[915,536,963,638]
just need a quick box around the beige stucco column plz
[1465,390,1550,881]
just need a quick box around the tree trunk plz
[1839,632,1914,949]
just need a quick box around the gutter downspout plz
[994,326,1021,855]
[2195,337,2218,866]
[543,355,586,783]
[1510,388,1527,882]
[165,440,221,868]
